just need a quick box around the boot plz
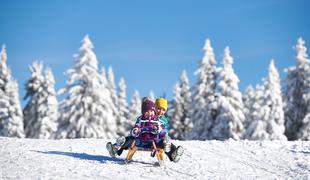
[171,146,184,162]
[115,136,126,149]
[163,136,171,153]
[106,142,118,157]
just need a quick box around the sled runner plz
[125,139,165,166]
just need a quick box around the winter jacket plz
[159,115,169,135]
[131,115,166,142]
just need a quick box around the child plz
[155,98,184,163]
[106,98,166,157]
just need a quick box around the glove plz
[150,125,158,134]
[131,127,140,137]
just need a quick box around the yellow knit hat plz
[155,98,168,111]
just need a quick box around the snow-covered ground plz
[1,137,310,179]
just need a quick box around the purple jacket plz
[131,115,166,142]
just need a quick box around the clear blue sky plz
[0,0,309,107]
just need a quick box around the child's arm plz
[131,117,141,137]
[160,116,169,133]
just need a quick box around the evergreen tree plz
[116,77,130,136]
[298,113,310,140]
[243,85,269,140]
[100,66,107,87]
[107,66,118,108]
[211,47,244,140]
[283,37,310,140]
[263,60,286,140]
[23,62,58,138]
[149,90,155,101]
[188,39,217,140]
[55,35,117,139]
[0,45,24,138]
[128,90,141,126]
[244,60,286,140]
[242,85,255,131]
[170,70,192,140]
[106,66,118,128]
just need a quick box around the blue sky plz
[0,0,309,107]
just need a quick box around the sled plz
[125,139,165,166]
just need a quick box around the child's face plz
[144,110,155,117]
[156,108,166,116]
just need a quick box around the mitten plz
[131,127,140,137]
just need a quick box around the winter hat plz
[155,98,168,111]
[141,99,156,115]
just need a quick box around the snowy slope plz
[1,137,310,179]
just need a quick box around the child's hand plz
[131,127,140,137]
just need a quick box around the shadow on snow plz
[32,150,125,164]
[290,150,310,155]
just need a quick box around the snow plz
[1,137,310,179]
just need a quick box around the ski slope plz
[1,137,310,179]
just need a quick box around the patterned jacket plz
[132,115,166,141]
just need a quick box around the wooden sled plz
[125,139,165,166]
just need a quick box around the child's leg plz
[165,143,177,161]
[117,136,135,156]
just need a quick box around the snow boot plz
[106,142,118,158]
[115,136,126,149]
[171,146,184,163]
[163,136,171,153]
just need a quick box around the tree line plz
[0,36,309,141]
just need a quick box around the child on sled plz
[106,98,166,157]
[155,98,184,163]
[106,97,184,163]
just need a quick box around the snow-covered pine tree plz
[242,85,255,131]
[243,84,269,140]
[107,66,118,109]
[41,68,58,138]
[149,90,155,101]
[211,47,244,140]
[116,77,130,136]
[169,70,192,140]
[23,62,58,138]
[23,62,44,138]
[0,45,24,138]
[100,66,107,87]
[283,37,310,140]
[106,66,119,128]
[128,90,141,127]
[262,60,286,140]
[298,113,310,140]
[187,39,217,140]
[55,35,117,139]
[244,61,286,140]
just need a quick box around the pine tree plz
[263,60,286,140]
[0,45,24,138]
[283,37,310,140]
[128,90,141,126]
[55,35,117,139]
[116,77,130,136]
[107,66,118,108]
[23,62,58,138]
[243,84,269,140]
[298,113,310,140]
[99,66,107,87]
[41,68,58,138]
[170,70,192,140]
[149,90,155,101]
[106,66,118,128]
[188,39,217,140]
[211,47,244,140]
[245,60,286,140]
[242,85,255,131]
